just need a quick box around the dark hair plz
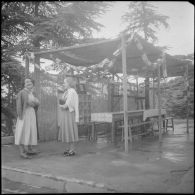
[31,79,35,86]
[22,77,35,87]
[64,77,76,88]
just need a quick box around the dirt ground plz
[2,119,194,193]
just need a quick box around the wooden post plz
[185,64,189,134]
[136,73,139,109]
[121,33,131,153]
[25,53,30,78]
[152,73,155,108]
[145,76,150,109]
[157,62,162,142]
[107,82,112,112]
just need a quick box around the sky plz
[93,1,194,55]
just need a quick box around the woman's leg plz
[19,145,32,158]
[26,145,40,154]
[24,145,29,153]
[69,142,75,152]
[28,145,32,151]
[63,143,70,155]
[65,143,71,151]
[19,145,25,154]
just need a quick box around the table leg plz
[111,119,115,144]
[91,122,95,141]
[87,124,91,141]
[162,118,165,133]
[172,118,174,132]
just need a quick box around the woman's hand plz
[34,98,40,106]
[28,101,35,107]
[59,99,66,105]
[60,104,68,110]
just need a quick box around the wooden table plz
[91,109,166,143]
[91,110,143,143]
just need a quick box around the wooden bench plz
[118,120,154,141]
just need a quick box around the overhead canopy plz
[35,35,194,78]
[36,38,121,67]
[161,54,193,77]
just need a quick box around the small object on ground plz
[64,150,76,156]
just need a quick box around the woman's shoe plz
[20,153,32,159]
[63,149,70,156]
[26,150,37,155]
[63,150,76,157]
[67,150,76,156]
[26,148,41,155]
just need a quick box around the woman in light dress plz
[15,78,40,159]
[57,85,65,133]
[58,77,79,156]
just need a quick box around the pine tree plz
[121,2,169,109]
[122,1,169,43]
[2,2,111,54]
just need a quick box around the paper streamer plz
[133,34,152,67]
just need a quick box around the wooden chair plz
[164,117,174,132]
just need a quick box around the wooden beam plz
[33,37,120,55]
[121,33,131,154]
[152,73,155,108]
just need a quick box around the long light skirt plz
[15,107,37,146]
[58,110,78,143]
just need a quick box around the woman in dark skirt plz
[58,77,79,156]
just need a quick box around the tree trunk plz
[33,2,40,141]
[25,54,30,78]
[8,82,11,107]
[33,2,41,97]
[141,2,150,109]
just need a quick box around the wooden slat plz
[118,121,153,129]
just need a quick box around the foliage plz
[161,54,194,118]
[1,57,25,135]
[1,1,112,135]
[2,1,111,54]
[122,1,169,43]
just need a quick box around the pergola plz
[26,32,193,153]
